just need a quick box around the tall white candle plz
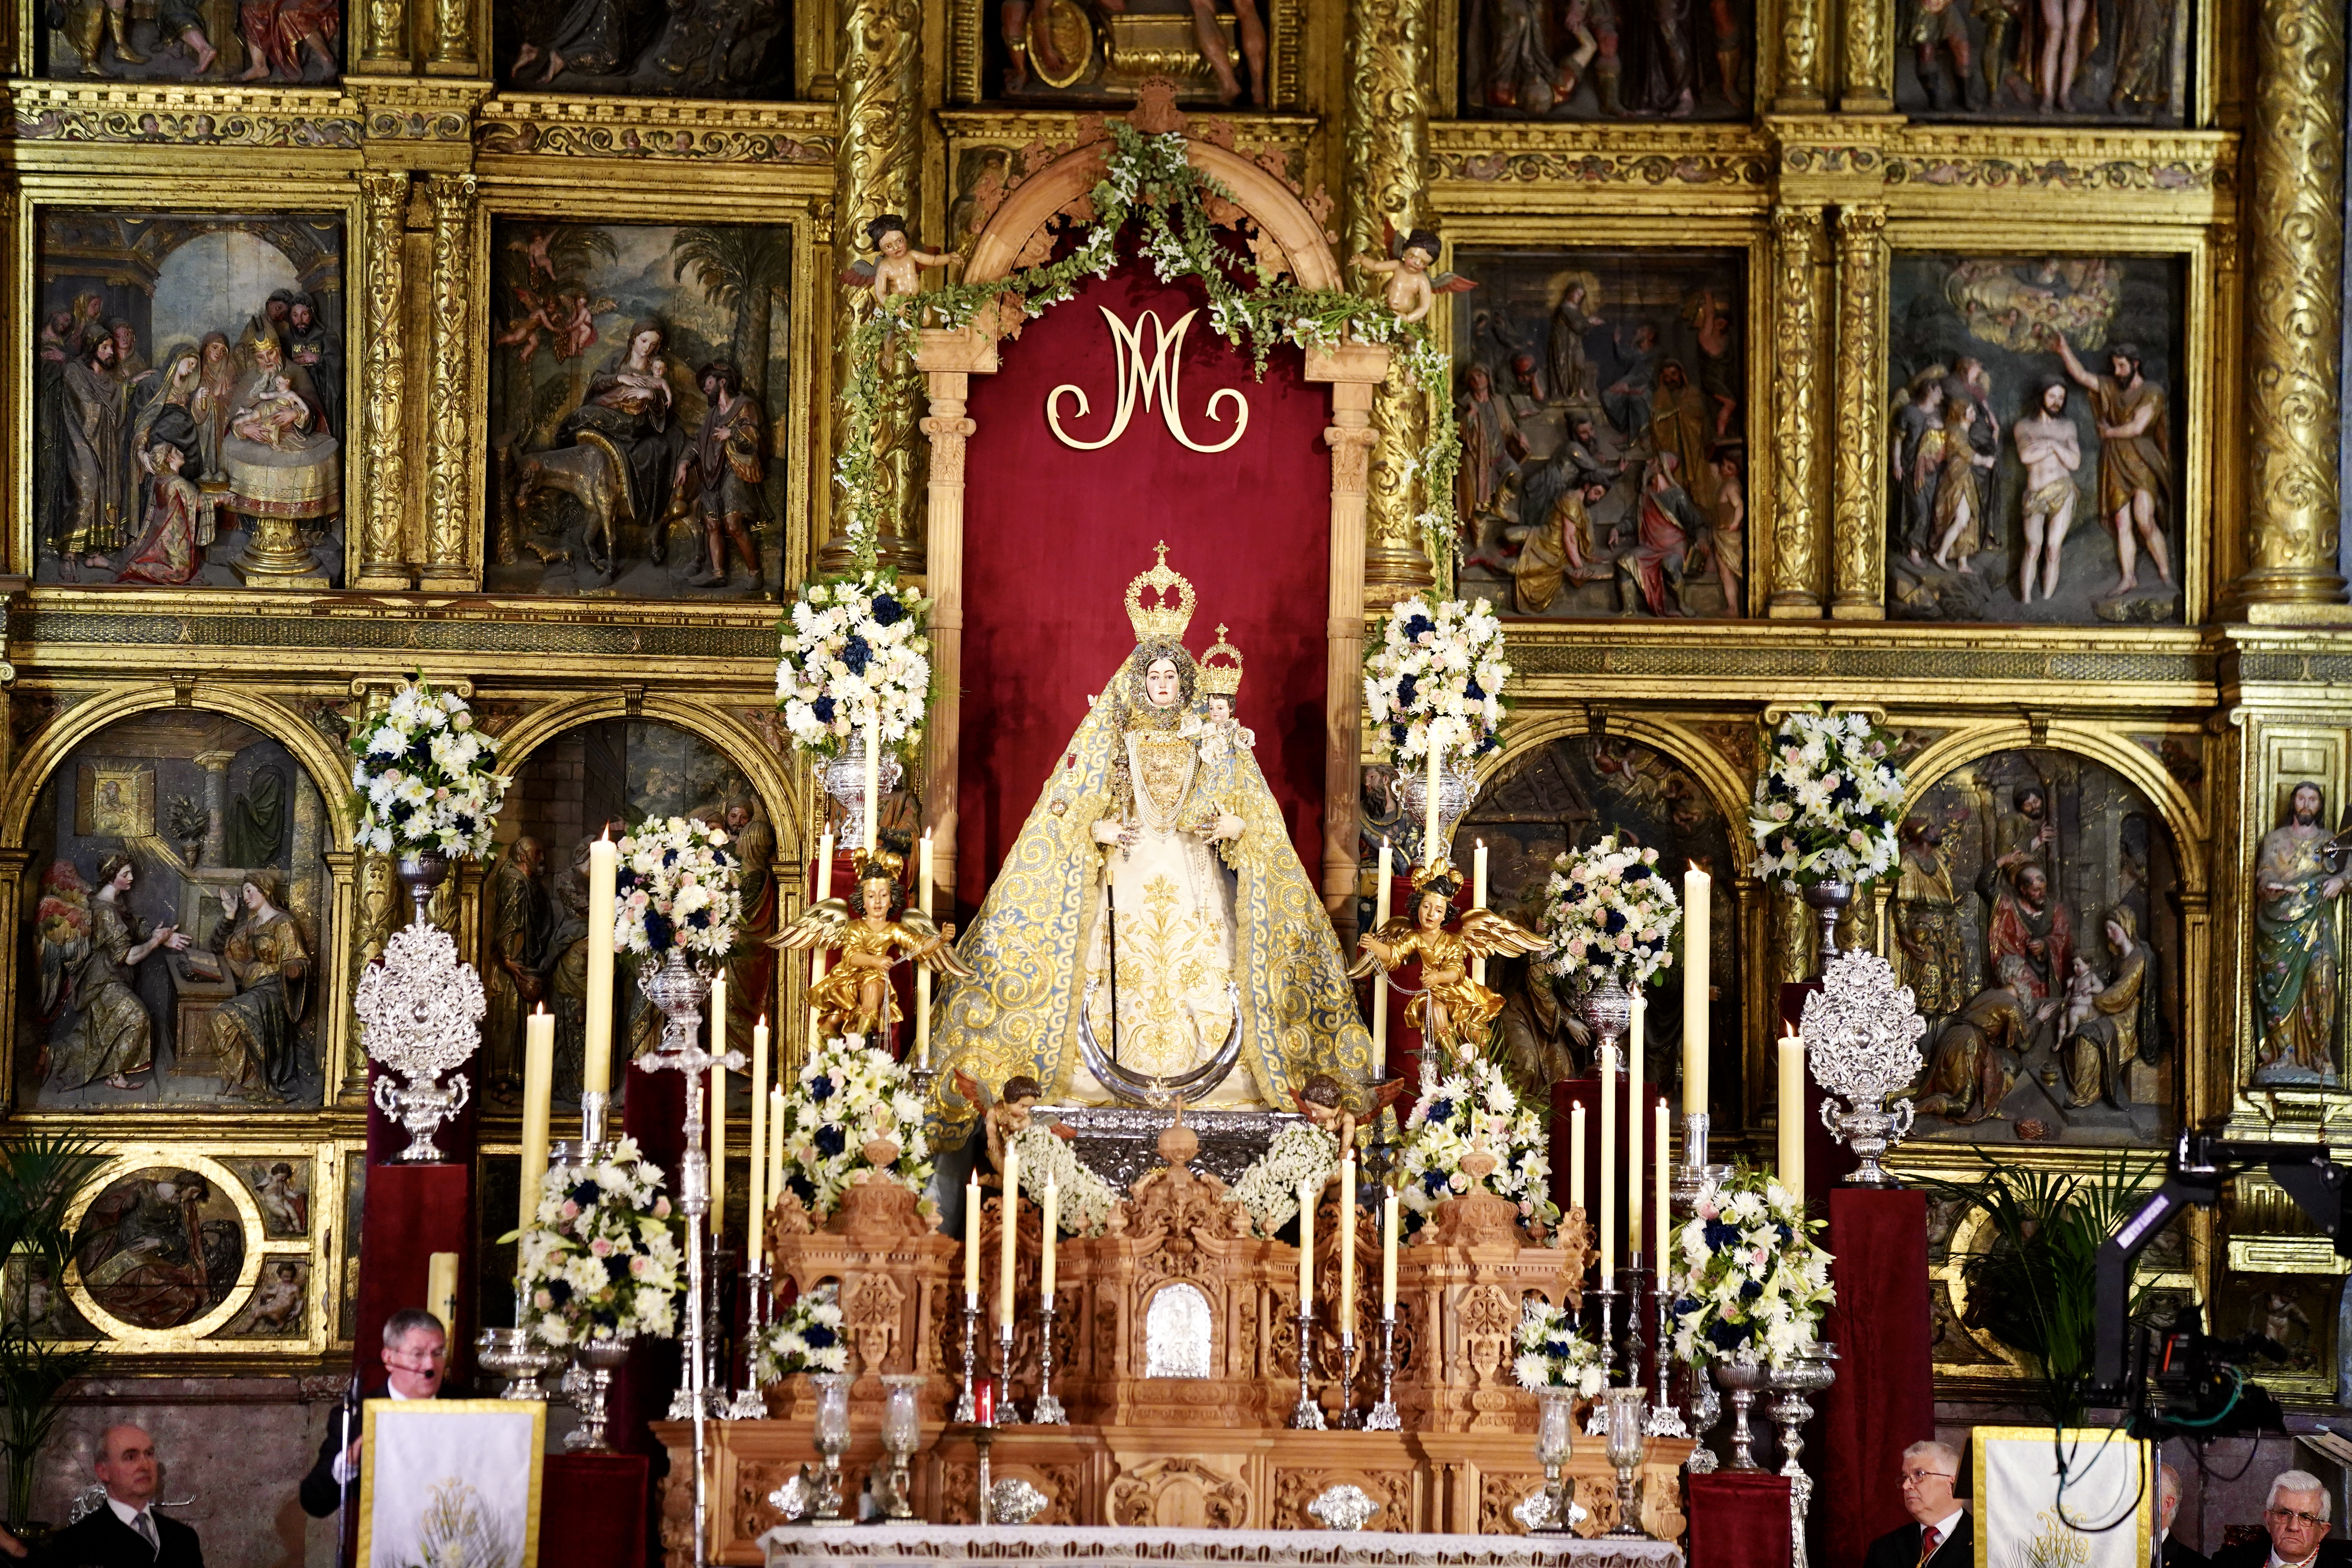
[916,829,936,1068]
[1041,1176,1059,1300]
[1655,1100,1671,1266]
[1779,1027,1807,1203]
[1683,864,1710,1116]
[708,1060,726,1240]
[519,1008,554,1234]
[1599,1039,1617,1279]
[863,704,880,857]
[1627,991,1645,1257]
[999,1145,1020,1323]
[964,1175,982,1298]
[1471,839,1490,985]
[1371,838,1392,1061]
[1297,1176,1316,1310]
[1570,1102,1587,1216]
[808,832,834,1044]
[583,833,617,1100]
[747,1016,768,1267]
[1337,1151,1357,1335]
[1380,1189,1399,1315]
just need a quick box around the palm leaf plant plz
[0,1134,103,1534]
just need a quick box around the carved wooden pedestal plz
[765,1177,960,1424]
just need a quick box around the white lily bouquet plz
[1540,835,1682,991]
[1227,1122,1341,1236]
[1512,1299,1606,1396]
[1010,1123,1118,1238]
[1363,596,1511,775]
[615,816,742,960]
[752,1292,848,1383]
[1666,1167,1834,1369]
[1749,705,1906,889]
[775,1035,935,1221]
[1396,1057,1557,1238]
[775,570,931,760]
[347,676,510,859]
[518,1137,683,1348]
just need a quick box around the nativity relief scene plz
[0,0,2346,1556]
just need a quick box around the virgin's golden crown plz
[1200,622,1244,697]
[1125,541,1198,644]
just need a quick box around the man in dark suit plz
[46,1425,203,1568]
[299,1308,448,1560]
[2160,1462,2211,1568]
[2210,1470,2352,1568]
[1862,1438,1973,1568]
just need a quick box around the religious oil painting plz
[1398,734,1735,1102]
[19,710,331,1111]
[1452,247,1748,621]
[33,212,346,589]
[493,0,789,95]
[985,0,1286,107]
[1891,0,2186,123]
[71,1165,248,1332]
[356,1402,543,1568]
[1896,748,2180,1146]
[1459,0,1753,119]
[220,1258,308,1337]
[1886,254,2186,625]
[485,221,790,602]
[488,720,770,1107]
[34,0,341,82]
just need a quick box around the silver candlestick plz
[721,1258,771,1419]
[1685,1363,1722,1472]
[1033,1296,1068,1424]
[995,1321,1019,1425]
[1647,1283,1688,1438]
[1618,1265,1647,1401]
[1365,1310,1401,1430]
[1289,1309,1325,1430]
[955,1293,981,1421]
[1335,1333,1361,1430]
[1584,1284,1625,1432]
[1771,1342,1840,1568]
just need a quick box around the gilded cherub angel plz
[770,853,973,1048]
[1356,223,1477,325]
[950,1068,1075,1188]
[839,214,960,310]
[1289,1071,1411,1151]
[1348,864,1546,1066]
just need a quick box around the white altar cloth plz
[761,1524,1685,1568]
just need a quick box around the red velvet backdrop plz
[357,1007,480,1390]
[1686,1472,1793,1568]
[958,262,1333,913]
[1819,1187,1935,1568]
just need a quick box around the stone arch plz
[1479,713,1759,879]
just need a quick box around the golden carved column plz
[1837,0,1893,109]
[424,0,475,72]
[2233,0,2348,617]
[1829,204,1887,619]
[419,173,477,592]
[1346,0,1435,602]
[819,0,924,575]
[1766,204,1827,617]
[913,327,998,911]
[1777,0,1825,108]
[1308,342,1391,943]
[354,171,413,592]
[358,0,408,68]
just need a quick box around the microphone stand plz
[335,1368,360,1568]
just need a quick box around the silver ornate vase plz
[393,849,450,926]
[823,744,904,854]
[1712,1357,1769,1472]
[562,1336,633,1452]
[1799,879,1851,976]
[1393,760,1476,867]
[1577,973,1633,1076]
[477,1327,565,1401]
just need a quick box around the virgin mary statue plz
[931,545,1372,1114]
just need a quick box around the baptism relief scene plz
[1889,0,2187,121]
[1886,253,2185,625]
[33,213,346,590]
[1459,0,1755,118]
[486,221,791,603]
[1893,747,2180,1145]
[1454,248,1747,621]
[16,711,331,1112]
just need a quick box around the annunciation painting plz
[1459,0,1753,119]
[987,0,1281,106]
[1396,734,1736,1101]
[488,720,771,1107]
[19,711,331,1110]
[1898,747,2180,1145]
[36,0,341,81]
[1891,0,2186,122]
[1453,248,1747,620]
[33,213,346,588]
[1886,254,2185,625]
[493,0,789,95]
[485,221,790,601]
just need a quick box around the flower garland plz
[835,122,1462,579]
[1011,1123,1118,1238]
[1226,1122,1340,1236]
[1396,1058,1557,1238]
[1666,1167,1833,1369]
[517,1138,683,1348]
[348,676,510,860]
[1364,596,1511,778]
[774,1035,935,1221]
[1749,705,1906,890]
[1540,835,1682,991]
[774,571,931,762]
[615,816,742,960]
[1512,1299,1606,1396]
[752,1292,848,1383]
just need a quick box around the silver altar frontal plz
[761,1524,1686,1568]
[1041,1102,1307,1192]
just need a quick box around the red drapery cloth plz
[1548,1073,1671,1258]
[958,262,1334,916]
[1687,1472,1793,1568]
[1819,1187,1935,1568]
[352,1162,470,1391]
[541,1453,650,1568]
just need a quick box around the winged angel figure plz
[770,852,973,1049]
[1349,864,1547,1067]
[1355,223,1478,325]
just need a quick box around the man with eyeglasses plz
[2159,1463,2210,1568]
[2212,1470,2348,1568]
[299,1309,450,1560]
[1864,1439,1973,1568]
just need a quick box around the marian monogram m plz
[1047,307,1252,455]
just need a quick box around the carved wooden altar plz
[763,1175,961,1423]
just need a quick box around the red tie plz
[1918,1527,1941,1566]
